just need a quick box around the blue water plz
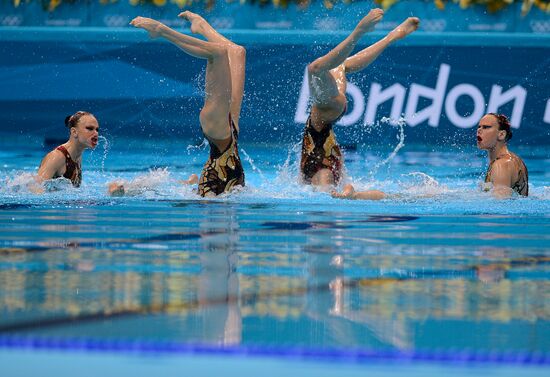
[0,132,549,374]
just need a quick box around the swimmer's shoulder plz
[44,147,67,165]
[492,156,515,172]
[38,147,66,176]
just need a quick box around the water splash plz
[186,138,208,154]
[399,172,448,197]
[240,147,265,182]
[368,116,406,177]
[115,168,172,197]
[97,135,110,173]
[3,172,39,194]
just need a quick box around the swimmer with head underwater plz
[109,12,246,197]
[300,8,419,193]
[33,111,99,192]
[477,113,528,198]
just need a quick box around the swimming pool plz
[0,135,549,375]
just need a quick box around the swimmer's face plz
[71,115,99,149]
[476,114,505,150]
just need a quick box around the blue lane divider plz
[0,335,548,365]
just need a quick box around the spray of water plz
[118,168,171,197]
[240,147,266,182]
[97,135,110,173]
[368,116,406,177]
[186,138,208,154]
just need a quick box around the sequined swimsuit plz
[55,145,82,187]
[198,114,245,197]
[300,114,344,184]
[485,152,529,196]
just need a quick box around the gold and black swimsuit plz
[485,152,529,196]
[198,114,245,197]
[300,116,343,184]
[55,145,82,187]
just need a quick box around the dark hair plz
[64,111,93,129]
[488,113,512,142]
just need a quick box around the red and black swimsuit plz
[55,145,82,187]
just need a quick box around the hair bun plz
[64,115,72,128]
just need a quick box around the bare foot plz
[130,16,163,39]
[178,11,205,35]
[356,8,384,34]
[388,17,420,41]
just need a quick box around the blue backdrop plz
[0,28,549,145]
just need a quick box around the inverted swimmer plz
[477,113,528,198]
[36,111,99,190]
[113,13,245,197]
[300,9,419,193]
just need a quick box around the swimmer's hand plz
[331,184,356,200]
[108,181,126,197]
[179,173,198,186]
[27,177,45,195]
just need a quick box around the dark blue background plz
[0,30,549,146]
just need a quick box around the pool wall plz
[0,28,549,145]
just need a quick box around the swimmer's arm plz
[488,160,514,199]
[332,184,386,200]
[36,151,65,183]
[31,151,65,194]
[350,190,386,200]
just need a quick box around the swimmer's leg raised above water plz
[301,9,383,189]
[317,17,419,196]
[179,11,246,131]
[131,16,232,143]
[130,15,245,197]
[343,17,420,73]
[308,8,384,124]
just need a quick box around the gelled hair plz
[488,113,513,142]
[64,111,93,129]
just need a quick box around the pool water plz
[0,134,549,374]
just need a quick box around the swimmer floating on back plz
[477,113,528,198]
[110,12,245,197]
[35,111,99,191]
[300,8,419,198]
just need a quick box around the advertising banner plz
[0,31,548,145]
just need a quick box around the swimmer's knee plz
[307,61,324,76]
[208,43,229,59]
[230,44,246,59]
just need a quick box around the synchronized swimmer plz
[297,9,418,200]
[35,111,99,192]
[34,10,529,199]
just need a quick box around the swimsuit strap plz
[56,145,72,162]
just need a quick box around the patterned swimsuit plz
[55,145,82,187]
[300,115,344,184]
[485,152,528,196]
[198,114,245,197]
